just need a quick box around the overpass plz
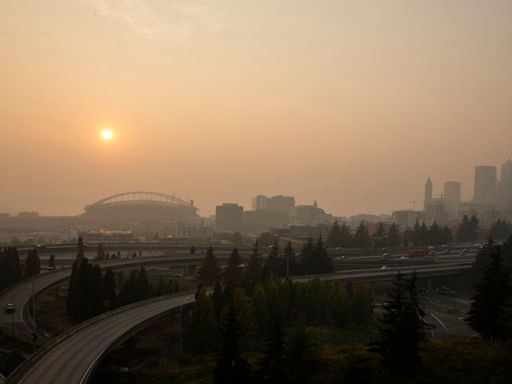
[5,263,471,384]
[0,255,229,341]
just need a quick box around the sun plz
[101,129,114,141]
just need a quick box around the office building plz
[473,166,497,205]
[215,203,244,232]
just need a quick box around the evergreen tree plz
[299,237,315,274]
[457,215,479,242]
[24,248,40,277]
[351,283,373,325]
[286,325,314,384]
[283,241,298,277]
[199,246,221,286]
[95,244,105,261]
[136,267,152,300]
[191,286,217,350]
[224,247,243,290]
[467,245,511,341]
[353,222,371,248]
[262,240,280,279]
[48,254,55,269]
[87,264,105,317]
[388,223,401,247]
[214,304,251,384]
[376,272,429,376]
[313,236,332,273]
[489,219,512,241]
[104,267,117,309]
[212,281,224,321]
[329,282,350,328]
[247,241,263,287]
[256,318,287,383]
[327,220,344,247]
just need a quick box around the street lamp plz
[179,296,190,357]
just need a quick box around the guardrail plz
[6,291,196,384]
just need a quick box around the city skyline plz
[1,1,512,217]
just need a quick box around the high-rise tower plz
[473,166,497,205]
[424,177,433,210]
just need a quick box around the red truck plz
[408,249,427,258]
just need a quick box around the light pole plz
[11,294,14,338]
[30,276,36,325]
[179,297,189,357]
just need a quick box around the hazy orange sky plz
[1,0,511,217]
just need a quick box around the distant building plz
[424,177,433,210]
[444,181,461,220]
[176,223,214,239]
[215,203,244,232]
[82,229,134,243]
[392,210,425,228]
[294,201,334,225]
[497,159,512,211]
[17,211,40,218]
[272,224,331,241]
[244,209,288,233]
[252,195,268,210]
[251,194,295,223]
[473,166,497,205]
[349,214,380,228]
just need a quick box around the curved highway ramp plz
[7,293,195,384]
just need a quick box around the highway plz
[0,255,227,340]
[7,293,196,384]
[6,263,472,384]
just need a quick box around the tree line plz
[187,244,373,383]
[326,220,453,249]
[0,247,42,291]
[67,239,180,322]
[466,236,512,341]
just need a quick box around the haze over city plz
[1,0,512,216]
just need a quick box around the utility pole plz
[11,294,14,338]
[178,296,190,358]
[32,277,36,324]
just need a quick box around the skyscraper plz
[497,159,512,210]
[444,181,461,220]
[444,181,461,205]
[424,177,433,210]
[473,166,497,205]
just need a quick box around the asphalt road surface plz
[9,293,195,384]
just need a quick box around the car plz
[5,303,15,313]
[380,266,388,269]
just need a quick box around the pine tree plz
[286,325,314,384]
[327,220,344,247]
[467,245,511,341]
[256,318,287,383]
[212,281,224,321]
[199,246,221,286]
[24,248,40,277]
[224,247,243,290]
[353,222,371,248]
[191,286,217,350]
[213,304,251,384]
[313,236,332,273]
[299,237,315,274]
[262,240,280,279]
[104,267,117,309]
[136,267,152,300]
[376,272,429,375]
[246,241,263,287]
[87,264,105,317]
[388,223,401,247]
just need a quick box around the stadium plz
[83,191,199,225]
